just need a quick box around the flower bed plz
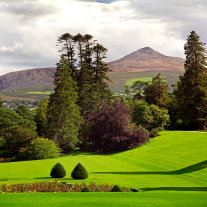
[0,182,131,193]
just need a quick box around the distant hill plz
[0,67,56,91]
[108,47,184,72]
[0,47,184,91]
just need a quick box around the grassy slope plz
[1,131,207,189]
[0,131,207,206]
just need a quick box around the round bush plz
[50,162,66,178]
[81,187,90,192]
[71,163,88,179]
[19,138,61,160]
[111,185,122,192]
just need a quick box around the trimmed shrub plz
[50,163,66,178]
[19,138,61,160]
[111,185,122,192]
[81,186,90,192]
[71,163,88,179]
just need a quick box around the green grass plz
[1,192,207,207]
[1,131,207,206]
[125,77,153,86]
[26,91,53,95]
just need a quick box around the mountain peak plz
[108,47,184,72]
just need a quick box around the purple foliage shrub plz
[85,99,149,152]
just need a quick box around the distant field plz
[109,71,182,92]
[125,77,153,86]
[0,95,36,102]
[0,131,207,206]
[26,91,53,95]
[0,71,182,101]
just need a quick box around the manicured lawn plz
[0,192,207,207]
[0,131,207,206]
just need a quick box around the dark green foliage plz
[71,163,88,179]
[19,138,61,160]
[47,55,82,151]
[57,33,112,115]
[111,185,122,192]
[15,105,36,131]
[133,103,169,133]
[81,187,90,192]
[0,107,37,156]
[0,98,3,107]
[34,98,48,137]
[50,163,66,178]
[174,31,207,130]
[144,73,170,108]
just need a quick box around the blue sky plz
[0,0,206,75]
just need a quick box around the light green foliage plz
[47,56,82,151]
[125,77,153,86]
[19,138,61,160]
[144,73,170,108]
[174,31,207,130]
[133,103,169,132]
[34,98,48,137]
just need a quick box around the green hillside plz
[1,131,207,189]
[1,131,207,206]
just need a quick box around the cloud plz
[0,0,207,75]
[130,0,207,43]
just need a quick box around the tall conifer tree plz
[174,31,207,129]
[47,55,82,151]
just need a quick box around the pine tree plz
[57,33,76,78]
[57,33,113,115]
[144,73,170,108]
[174,31,207,129]
[47,55,82,151]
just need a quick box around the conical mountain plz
[108,47,184,72]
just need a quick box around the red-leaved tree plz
[85,99,149,152]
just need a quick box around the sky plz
[0,0,207,75]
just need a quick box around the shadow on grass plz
[172,160,207,174]
[141,187,207,192]
[93,160,207,175]
[34,177,74,181]
[34,177,54,179]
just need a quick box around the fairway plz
[1,131,207,206]
[1,192,207,207]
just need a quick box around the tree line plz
[0,30,206,159]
